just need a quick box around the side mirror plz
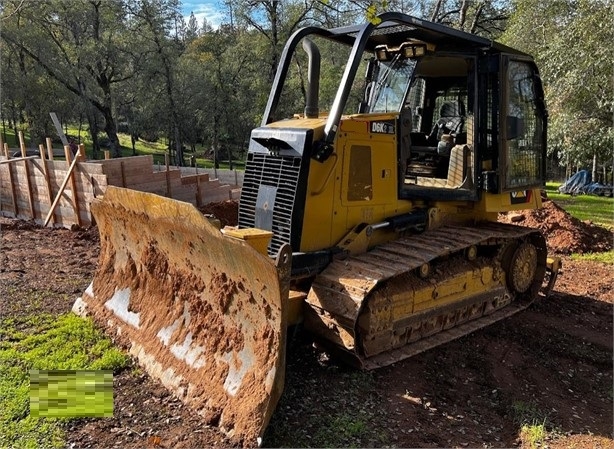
[506,115,525,140]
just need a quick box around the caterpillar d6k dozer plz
[74,12,561,446]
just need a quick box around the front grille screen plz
[239,153,302,256]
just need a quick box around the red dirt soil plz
[199,200,239,228]
[1,197,612,449]
[498,199,613,254]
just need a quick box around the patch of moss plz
[0,313,129,448]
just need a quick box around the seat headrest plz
[440,100,465,118]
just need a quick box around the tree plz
[183,26,262,165]
[227,0,322,83]
[0,34,71,146]
[501,0,613,178]
[342,0,510,36]
[0,0,136,158]
[185,12,200,41]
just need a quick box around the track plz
[304,222,547,368]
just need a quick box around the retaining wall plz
[0,154,242,229]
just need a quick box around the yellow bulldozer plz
[74,12,560,446]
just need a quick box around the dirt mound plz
[0,218,40,231]
[199,200,238,227]
[498,200,613,254]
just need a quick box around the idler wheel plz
[508,242,538,293]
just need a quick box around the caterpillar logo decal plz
[370,121,395,134]
[510,190,532,204]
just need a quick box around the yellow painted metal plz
[222,227,273,255]
[542,256,562,297]
[336,223,373,256]
[73,186,291,446]
[480,188,542,213]
[287,290,308,326]
[300,114,416,252]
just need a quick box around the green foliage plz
[366,3,384,24]
[0,313,129,448]
[502,0,613,168]
[1,0,517,164]
[520,421,548,449]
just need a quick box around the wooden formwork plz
[0,144,240,229]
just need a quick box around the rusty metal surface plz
[305,222,547,368]
[73,186,290,446]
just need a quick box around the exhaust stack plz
[302,38,320,119]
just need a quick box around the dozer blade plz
[73,186,291,446]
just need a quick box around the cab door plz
[499,56,547,191]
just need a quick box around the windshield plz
[368,56,416,113]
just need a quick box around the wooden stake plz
[64,145,82,227]
[104,150,110,160]
[120,161,126,187]
[19,132,35,220]
[18,130,26,154]
[44,147,82,227]
[195,174,202,207]
[3,143,17,215]
[77,143,86,162]
[46,137,54,160]
[39,144,56,225]
[0,156,37,165]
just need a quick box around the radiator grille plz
[239,153,302,256]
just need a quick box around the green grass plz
[0,313,130,449]
[545,182,614,228]
[520,421,548,449]
[511,401,557,449]
[570,251,614,264]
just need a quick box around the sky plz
[180,0,225,29]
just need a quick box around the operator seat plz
[429,100,466,143]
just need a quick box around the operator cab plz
[340,19,546,203]
[355,42,476,198]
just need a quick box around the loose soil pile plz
[199,200,239,227]
[499,199,613,254]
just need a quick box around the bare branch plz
[469,2,484,34]
[0,0,26,22]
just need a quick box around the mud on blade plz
[74,186,290,446]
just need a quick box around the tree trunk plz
[458,0,469,30]
[131,134,137,156]
[173,124,183,166]
[212,115,219,169]
[101,106,121,158]
[269,0,279,83]
[87,110,100,159]
[430,0,443,21]
[469,2,485,34]
[592,153,597,183]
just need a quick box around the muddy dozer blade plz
[73,186,291,446]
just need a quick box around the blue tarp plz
[558,170,591,195]
[559,170,613,196]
